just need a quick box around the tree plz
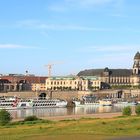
[0,109,12,125]
[24,115,38,121]
[122,106,132,116]
[135,105,140,115]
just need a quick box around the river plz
[9,105,136,119]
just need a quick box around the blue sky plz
[0,0,140,76]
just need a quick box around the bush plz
[122,106,132,116]
[0,109,12,125]
[24,115,39,121]
[135,105,140,115]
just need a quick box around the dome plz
[104,67,109,72]
[134,51,140,59]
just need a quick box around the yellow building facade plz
[32,83,46,91]
[32,76,101,91]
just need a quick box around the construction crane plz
[45,64,53,78]
[44,62,63,77]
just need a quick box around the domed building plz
[78,52,140,88]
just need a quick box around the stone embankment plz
[0,89,140,101]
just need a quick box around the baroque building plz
[32,76,101,91]
[78,52,140,88]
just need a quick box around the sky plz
[0,0,140,76]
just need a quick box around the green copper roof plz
[48,76,99,80]
[80,76,99,80]
[49,76,76,80]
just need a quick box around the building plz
[81,76,101,90]
[32,83,46,91]
[78,52,140,88]
[1,74,47,84]
[0,79,26,92]
[32,76,101,91]
[45,76,89,91]
[0,74,47,92]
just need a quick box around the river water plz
[9,105,136,119]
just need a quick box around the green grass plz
[0,116,140,140]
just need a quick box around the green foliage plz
[122,106,132,116]
[24,115,38,122]
[135,105,140,115]
[0,109,12,125]
[10,119,53,126]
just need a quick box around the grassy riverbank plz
[1,116,140,140]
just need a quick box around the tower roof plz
[104,67,109,72]
[134,51,140,59]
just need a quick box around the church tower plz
[133,51,140,75]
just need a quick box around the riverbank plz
[12,112,123,122]
[2,114,139,140]
[38,112,123,120]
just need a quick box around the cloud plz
[17,20,112,32]
[40,31,49,37]
[0,44,25,49]
[66,0,114,6]
[77,45,140,68]
[0,44,39,49]
[18,19,140,34]
[110,14,128,18]
[78,45,140,53]
[17,20,39,28]
[48,4,67,12]
[66,0,125,8]
[38,24,111,31]
[87,52,133,68]
[47,0,125,19]
[48,0,123,11]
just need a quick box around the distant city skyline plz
[0,0,140,76]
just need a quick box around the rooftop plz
[78,68,132,77]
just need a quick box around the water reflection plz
[9,105,136,119]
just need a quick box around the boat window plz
[21,103,26,107]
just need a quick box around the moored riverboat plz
[72,95,99,107]
[99,99,112,106]
[113,100,138,106]
[0,97,18,109]
[0,97,67,109]
[72,100,99,107]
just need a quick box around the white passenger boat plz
[72,95,99,107]
[0,97,18,109]
[0,97,68,109]
[113,101,137,106]
[72,100,99,107]
[18,99,68,109]
[99,99,112,106]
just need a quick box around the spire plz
[133,52,140,75]
[134,51,140,59]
